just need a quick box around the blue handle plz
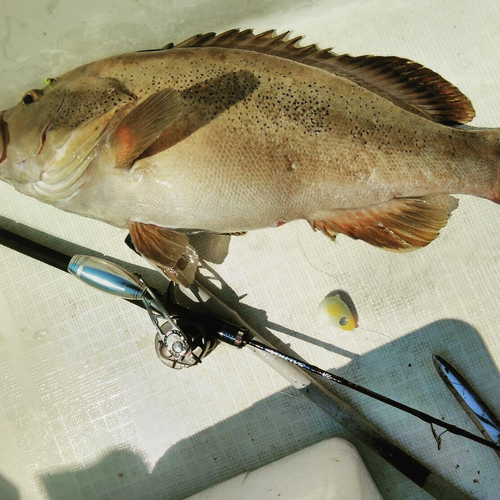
[68,255,147,300]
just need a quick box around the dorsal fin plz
[162,29,475,125]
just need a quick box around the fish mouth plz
[0,112,8,164]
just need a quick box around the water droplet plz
[34,331,48,342]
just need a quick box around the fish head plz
[0,74,135,199]
[0,84,61,185]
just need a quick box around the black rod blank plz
[247,339,500,453]
[0,227,71,272]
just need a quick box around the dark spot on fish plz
[284,155,297,172]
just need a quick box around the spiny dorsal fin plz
[163,29,475,125]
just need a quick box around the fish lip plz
[0,112,9,164]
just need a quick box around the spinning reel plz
[68,254,242,369]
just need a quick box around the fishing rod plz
[1,226,499,454]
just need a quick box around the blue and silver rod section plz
[68,255,147,300]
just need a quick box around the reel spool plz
[155,314,218,369]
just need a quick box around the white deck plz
[0,1,499,499]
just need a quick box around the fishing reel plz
[151,293,219,370]
[68,254,240,369]
[154,307,247,369]
[154,316,212,369]
[152,282,248,369]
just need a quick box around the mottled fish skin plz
[35,47,496,233]
[0,30,499,283]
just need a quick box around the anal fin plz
[310,195,459,252]
[129,222,198,286]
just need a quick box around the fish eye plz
[21,90,42,105]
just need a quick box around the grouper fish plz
[0,29,499,286]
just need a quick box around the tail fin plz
[484,129,500,204]
[493,165,500,204]
[472,128,500,204]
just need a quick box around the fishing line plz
[296,227,394,341]
[295,226,341,284]
[357,326,393,340]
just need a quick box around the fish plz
[0,29,499,286]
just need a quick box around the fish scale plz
[0,29,499,286]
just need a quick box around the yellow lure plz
[317,295,357,331]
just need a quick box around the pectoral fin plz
[129,221,198,287]
[113,88,183,170]
[310,195,458,251]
